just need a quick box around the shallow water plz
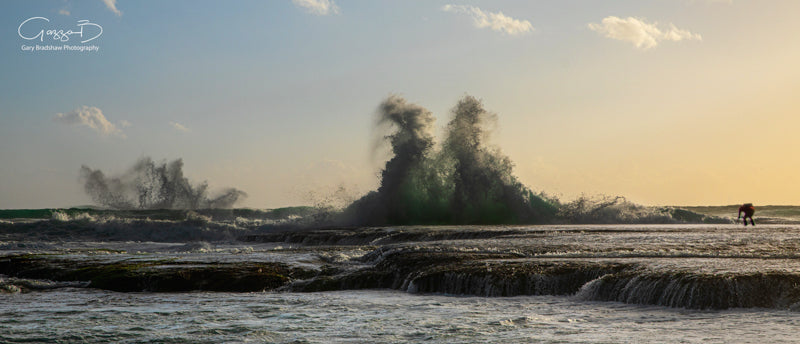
[3,288,798,343]
[4,215,800,342]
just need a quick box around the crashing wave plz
[80,157,246,210]
[556,195,730,224]
[340,96,729,226]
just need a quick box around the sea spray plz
[345,96,447,225]
[345,95,557,225]
[80,157,246,209]
[442,96,556,224]
[340,95,730,226]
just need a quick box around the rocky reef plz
[0,254,307,292]
[4,224,800,310]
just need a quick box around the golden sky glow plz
[3,1,800,208]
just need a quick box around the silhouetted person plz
[738,203,755,226]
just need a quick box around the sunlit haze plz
[3,0,800,208]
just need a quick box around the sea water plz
[3,288,799,343]
[2,208,800,343]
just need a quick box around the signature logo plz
[18,17,102,44]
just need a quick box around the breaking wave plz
[340,95,727,226]
[80,157,246,210]
[0,207,318,242]
[60,96,732,226]
[555,195,729,224]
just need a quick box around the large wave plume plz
[345,95,558,225]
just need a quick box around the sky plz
[2,0,800,209]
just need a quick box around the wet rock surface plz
[5,224,800,310]
[0,255,307,292]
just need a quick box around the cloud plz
[58,9,71,16]
[54,106,125,137]
[588,16,701,49]
[442,4,533,36]
[170,121,191,133]
[101,0,122,16]
[292,0,339,15]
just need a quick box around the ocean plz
[2,206,800,343]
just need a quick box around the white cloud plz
[292,0,339,16]
[442,4,534,36]
[58,8,71,16]
[54,106,125,137]
[588,16,701,49]
[170,121,191,133]
[101,0,122,16]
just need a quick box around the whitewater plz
[2,207,800,343]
